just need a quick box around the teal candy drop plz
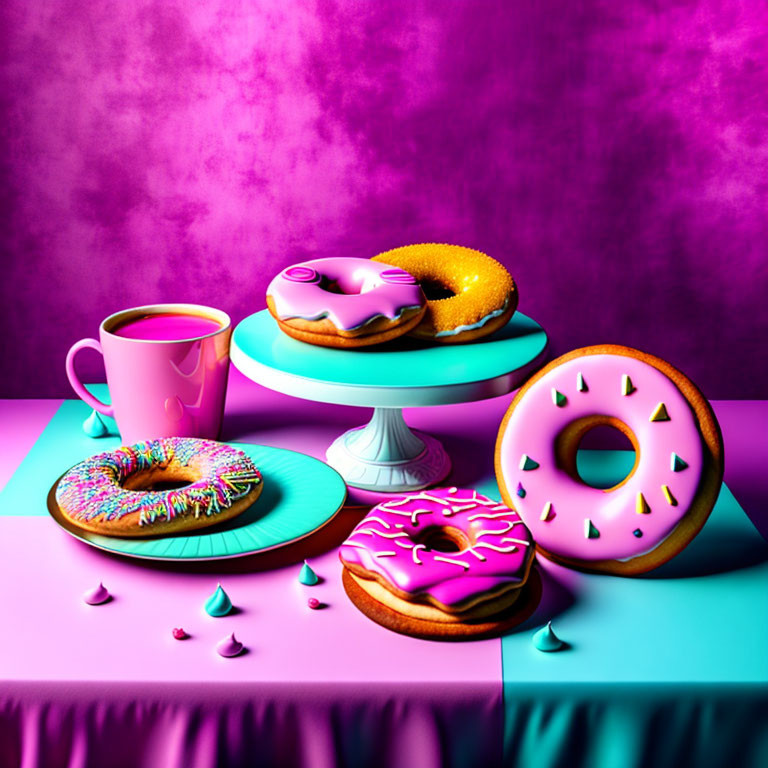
[83,410,108,438]
[204,584,233,617]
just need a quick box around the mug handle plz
[65,339,115,417]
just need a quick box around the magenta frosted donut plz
[339,487,535,617]
[495,346,723,574]
[266,257,426,347]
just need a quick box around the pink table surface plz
[1,370,766,768]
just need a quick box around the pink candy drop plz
[380,267,417,285]
[283,266,320,283]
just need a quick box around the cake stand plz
[230,310,548,501]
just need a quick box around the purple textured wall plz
[1,1,767,398]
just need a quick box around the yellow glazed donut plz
[372,243,517,343]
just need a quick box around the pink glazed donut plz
[495,345,724,575]
[266,257,426,347]
[339,487,535,628]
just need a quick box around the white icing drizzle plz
[354,516,391,530]
[354,529,409,539]
[342,540,367,549]
[500,537,530,547]
[412,544,426,564]
[395,539,414,549]
[474,520,523,537]
[470,492,505,506]
[375,551,397,557]
[433,555,470,569]
[473,541,519,554]
[465,548,487,561]
[448,503,477,514]
[467,511,517,521]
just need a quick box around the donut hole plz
[319,273,377,295]
[555,416,639,491]
[419,279,456,301]
[121,469,197,493]
[413,526,469,553]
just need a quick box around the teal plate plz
[46,443,347,561]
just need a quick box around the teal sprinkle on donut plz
[551,389,567,407]
[519,454,539,471]
[55,438,261,527]
[671,452,688,472]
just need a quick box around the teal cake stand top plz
[231,310,548,408]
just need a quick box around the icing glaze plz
[339,487,534,609]
[204,584,233,617]
[497,354,705,562]
[83,582,111,605]
[299,561,319,586]
[266,257,425,331]
[56,438,261,528]
[432,297,511,338]
[216,632,244,657]
[532,621,564,652]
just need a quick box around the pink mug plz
[66,303,232,445]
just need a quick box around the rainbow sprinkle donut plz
[495,345,723,575]
[372,243,517,343]
[55,438,262,538]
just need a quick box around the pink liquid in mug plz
[113,313,222,341]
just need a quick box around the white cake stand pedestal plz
[230,310,548,502]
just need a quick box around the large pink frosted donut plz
[495,345,723,575]
[339,487,535,612]
[266,257,426,342]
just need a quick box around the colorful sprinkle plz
[584,519,600,539]
[172,627,189,640]
[633,528,643,538]
[621,374,636,396]
[577,372,588,392]
[540,502,553,522]
[650,402,670,422]
[307,597,322,610]
[299,561,319,586]
[519,454,539,471]
[635,492,651,515]
[662,485,678,506]
[551,389,567,407]
[671,453,688,472]
[516,482,526,498]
